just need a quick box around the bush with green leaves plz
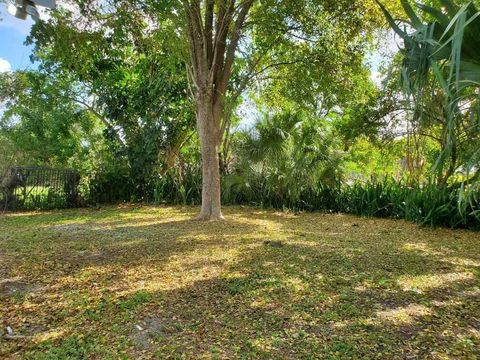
[336,178,479,228]
[147,110,480,229]
[150,166,480,229]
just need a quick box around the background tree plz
[377,0,480,184]
[0,70,104,170]
[224,111,343,207]
[28,3,196,200]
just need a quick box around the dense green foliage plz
[379,0,480,184]
[151,110,480,229]
[154,175,480,229]
[27,3,196,200]
[0,0,479,228]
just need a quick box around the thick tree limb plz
[219,0,254,93]
[210,0,235,90]
[204,0,214,67]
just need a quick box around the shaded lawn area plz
[1,206,479,359]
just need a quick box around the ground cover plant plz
[1,205,479,359]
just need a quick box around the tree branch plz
[63,94,126,146]
[204,0,214,67]
[219,0,254,94]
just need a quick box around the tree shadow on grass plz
[42,242,479,358]
[118,240,479,359]
[1,206,480,358]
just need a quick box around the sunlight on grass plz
[397,272,475,293]
[376,304,432,324]
[33,329,67,343]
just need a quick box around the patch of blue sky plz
[0,3,36,71]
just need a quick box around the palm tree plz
[223,112,342,208]
[377,0,480,184]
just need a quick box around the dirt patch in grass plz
[130,315,185,351]
[0,277,37,298]
[1,205,479,359]
[0,248,44,300]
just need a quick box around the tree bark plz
[196,92,224,220]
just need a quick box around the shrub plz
[153,171,480,229]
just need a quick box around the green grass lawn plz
[1,205,479,359]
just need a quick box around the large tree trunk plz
[181,0,254,220]
[196,93,224,220]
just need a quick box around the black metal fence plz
[0,167,81,211]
